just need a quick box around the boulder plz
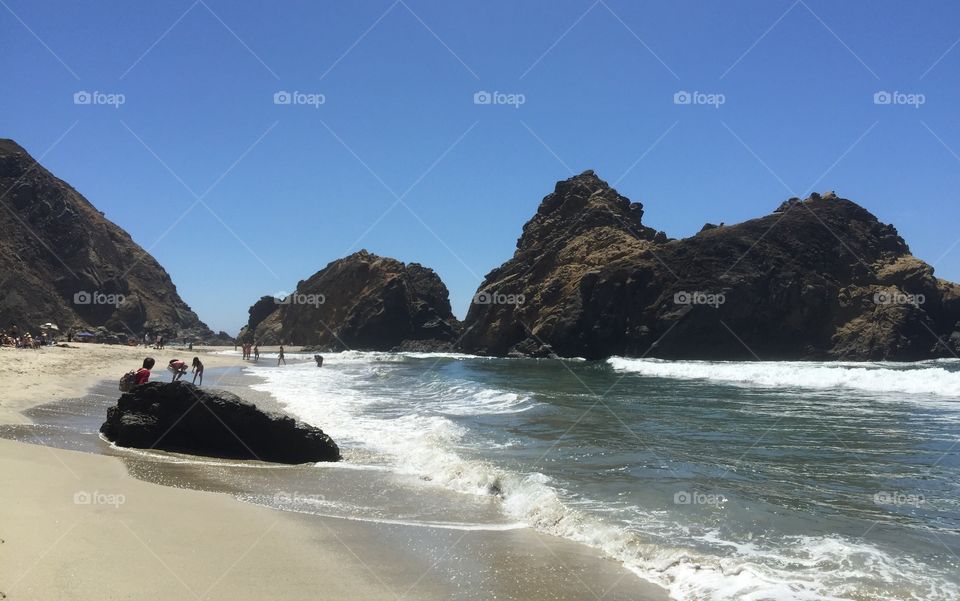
[100,382,340,463]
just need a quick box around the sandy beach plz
[0,438,443,601]
[0,343,245,425]
[0,344,670,601]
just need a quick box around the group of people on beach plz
[125,344,321,392]
[2,324,50,348]
[168,357,204,385]
[128,356,204,387]
[239,342,259,361]
[235,342,320,368]
[237,342,294,367]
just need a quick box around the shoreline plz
[0,343,251,425]
[0,345,671,601]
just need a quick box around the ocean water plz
[246,352,960,601]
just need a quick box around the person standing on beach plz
[277,344,285,366]
[253,344,260,361]
[191,357,204,386]
[135,357,155,385]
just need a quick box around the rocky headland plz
[0,138,227,343]
[457,171,960,361]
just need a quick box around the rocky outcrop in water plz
[0,138,223,342]
[247,250,461,350]
[459,171,960,361]
[100,382,340,463]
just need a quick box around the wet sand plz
[0,347,671,601]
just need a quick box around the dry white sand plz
[0,344,669,601]
[0,439,444,601]
[0,343,242,425]
[0,344,449,600]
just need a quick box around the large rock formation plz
[248,250,461,350]
[100,382,340,463]
[237,295,280,343]
[459,171,960,361]
[0,138,223,342]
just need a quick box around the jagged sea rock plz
[248,250,461,349]
[459,171,960,360]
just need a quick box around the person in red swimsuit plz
[168,359,188,382]
[134,357,155,385]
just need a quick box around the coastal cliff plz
[459,171,960,360]
[0,139,224,342]
[246,250,461,350]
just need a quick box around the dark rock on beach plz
[0,138,219,342]
[100,382,340,463]
[247,250,462,350]
[459,170,960,361]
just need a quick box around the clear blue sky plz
[3,0,959,334]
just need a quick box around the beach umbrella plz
[40,323,59,330]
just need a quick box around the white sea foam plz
[608,357,960,398]
[100,434,288,468]
[248,358,959,601]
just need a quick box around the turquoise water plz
[247,352,960,600]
